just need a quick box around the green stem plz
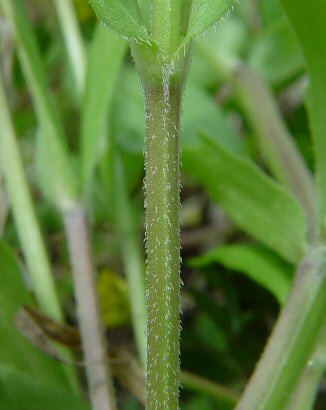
[286,323,326,410]
[0,70,62,322]
[143,73,183,410]
[235,245,326,410]
[52,0,86,97]
[152,0,181,53]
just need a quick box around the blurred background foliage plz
[0,0,324,408]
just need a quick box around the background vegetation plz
[0,0,325,409]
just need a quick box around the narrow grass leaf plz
[90,0,150,42]
[0,365,90,410]
[1,0,78,211]
[81,23,127,190]
[183,134,307,263]
[281,0,326,237]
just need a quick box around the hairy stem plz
[143,73,182,409]
[64,206,116,410]
[235,246,326,410]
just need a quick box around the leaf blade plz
[183,134,308,263]
[280,0,326,237]
[183,0,235,46]
[1,0,78,211]
[90,0,150,42]
[192,244,292,305]
[81,23,128,190]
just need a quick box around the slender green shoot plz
[286,323,326,410]
[235,246,326,410]
[0,69,62,322]
[0,0,78,212]
[181,371,238,407]
[52,0,86,97]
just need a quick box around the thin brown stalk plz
[64,205,117,410]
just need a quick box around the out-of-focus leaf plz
[192,244,293,305]
[249,17,304,86]
[194,313,228,353]
[2,0,78,211]
[281,0,326,237]
[261,0,284,25]
[182,82,246,155]
[89,0,150,42]
[184,395,219,410]
[183,134,307,263]
[111,68,145,153]
[0,365,90,410]
[0,240,78,391]
[182,0,235,47]
[81,23,127,190]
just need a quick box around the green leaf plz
[0,240,72,389]
[192,244,293,305]
[89,0,150,42]
[0,365,90,410]
[182,81,246,155]
[195,313,228,352]
[183,0,235,47]
[248,16,304,86]
[81,23,128,190]
[1,0,78,211]
[183,134,307,263]
[280,0,326,237]
[111,68,145,153]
